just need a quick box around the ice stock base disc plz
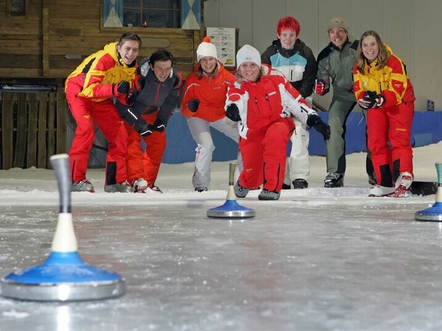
[0,252,126,302]
[415,202,442,222]
[207,200,255,219]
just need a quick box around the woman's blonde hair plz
[356,30,390,74]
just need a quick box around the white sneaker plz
[71,179,95,192]
[258,189,281,200]
[104,181,133,193]
[146,184,163,194]
[131,178,148,193]
[394,172,413,198]
[368,185,395,197]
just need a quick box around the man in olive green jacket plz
[315,17,373,188]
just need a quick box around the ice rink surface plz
[1,143,442,331]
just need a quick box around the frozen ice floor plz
[1,144,442,331]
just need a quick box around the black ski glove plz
[226,104,241,122]
[153,119,166,132]
[187,99,200,112]
[307,114,331,140]
[126,91,136,105]
[358,91,385,109]
[135,122,155,137]
[113,81,130,96]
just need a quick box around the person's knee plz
[328,115,344,130]
[198,140,215,153]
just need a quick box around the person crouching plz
[226,45,330,200]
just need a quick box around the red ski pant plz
[126,112,167,185]
[366,101,414,186]
[238,117,294,192]
[66,93,128,185]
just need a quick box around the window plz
[125,0,180,28]
[7,0,26,16]
[103,0,180,28]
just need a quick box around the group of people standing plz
[317,17,415,198]
[66,32,183,194]
[246,15,414,198]
[66,15,415,200]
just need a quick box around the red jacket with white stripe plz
[226,65,316,139]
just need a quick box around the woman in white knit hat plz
[180,37,242,192]
[226,44,330,200]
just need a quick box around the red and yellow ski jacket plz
[65,42,137,102]
[353,44,415,107]
[180,61,235,122]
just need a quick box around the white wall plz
[204,0,442,111]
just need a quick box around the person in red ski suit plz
[226,44,330,201]
[65,32,141,193]
[114,49,183,193]
[353,30,415,198]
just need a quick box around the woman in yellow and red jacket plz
[65,33,141,193]
[353,30,415,198]
[180,37,241,192]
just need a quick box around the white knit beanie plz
[236,44,261,68]
[196,37,218,62]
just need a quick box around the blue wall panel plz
[163,111,239,164]
[163,110,442,164]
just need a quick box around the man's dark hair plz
[118,33,142,48]
[149,49,175,66]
